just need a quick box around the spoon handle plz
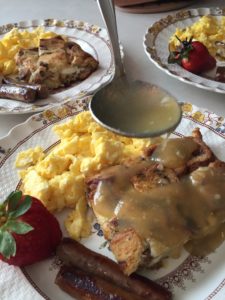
[97,0,125,78]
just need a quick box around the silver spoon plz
[89,0,182,138]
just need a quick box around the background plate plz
[144,7,225,94]
[0,19,114,114]
[0,98,225,299]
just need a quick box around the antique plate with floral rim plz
[0,97,225,300]
[144,7,225,94]
[0,19,117,114]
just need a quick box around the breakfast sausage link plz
[57,238,172,300]
[0,84,37,102]
[3,77,49,99]
[56,265,144,300]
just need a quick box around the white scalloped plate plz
[0,99,225,300]
[144,7,225,94]
[0,19,115,115]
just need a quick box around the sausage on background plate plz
[0,84,37,103]
[3,77,49,99]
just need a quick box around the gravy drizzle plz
[93,138,225,257]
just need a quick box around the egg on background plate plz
[169,15,225,59]
[0,27,57,75]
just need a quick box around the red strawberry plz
[181,51,204,74]
[168,37,216,74]
[202,54,217,72]
[188,41,208,54]
[0,191,62,266]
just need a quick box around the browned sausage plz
[0,84,37,102]
[56,265,144,300]
[3,77,49,99]
[57,238,172,300]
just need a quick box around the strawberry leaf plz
[7,191,22,212]
[0,203,6,214]
[0,230,16,259]
[5,220,33,234]
[168,52,181,64]
[9,195,31,219]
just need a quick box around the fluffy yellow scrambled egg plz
[16,111,153,240]
[0,27,57,75]
[169,16,225,58]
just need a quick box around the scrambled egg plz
[0,27,57,75]
[16,111,153,240]
[169,16,225,58]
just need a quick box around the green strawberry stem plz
[175,35,193,45]
[175,35,182,43]
[168,36,194,65]
[0,191,34,259]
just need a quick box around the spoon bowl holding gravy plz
[90,0,182,138]
[91,79,181,138]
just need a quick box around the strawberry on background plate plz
[0,191,62,266]
[168,37,216,74]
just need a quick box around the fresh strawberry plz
[168,37,216,74]
[0,191,62,266]
[180,51,204,74]
[202,54,217,72]
[188,41,209,54]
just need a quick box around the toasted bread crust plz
[15,36,98,89]
[86,129,222,275]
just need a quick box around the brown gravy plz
[93,138,225,257]
[185,222,225,256]
[152,137,199,168]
